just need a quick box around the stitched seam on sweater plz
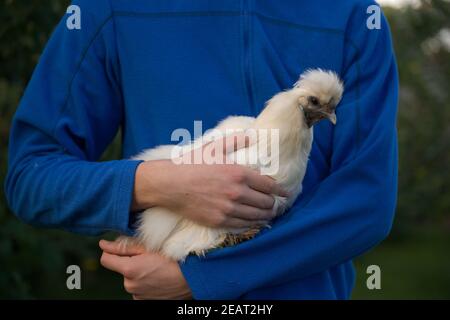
[250,13,345,117]
[343,37,362,157]
[51,14,114,137]
[252,12,363,160]
[112,10,345,35]
[254,12,344,35]
[251,12,361,160]
[248,8,257,115]
[239,2,246,118]
[113,11,241,18]
[108,0,126,130]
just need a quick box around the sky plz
[377,0,421,7]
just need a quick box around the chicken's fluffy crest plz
[294,68,344,101]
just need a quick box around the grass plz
[39,225,450,300]
[2,215,448,299]
[352,226,450,299]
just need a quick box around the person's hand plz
[132,134,289,229]
[99,239,192,300]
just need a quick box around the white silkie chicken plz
[120,69,344,261]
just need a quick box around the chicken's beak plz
[326,111,337,125]
[303,108,337,128]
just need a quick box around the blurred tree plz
[385,0,450,234]
[0,0,70,85]
[0,0,126,299]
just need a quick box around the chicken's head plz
[295,69,344,128]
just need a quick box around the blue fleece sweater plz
[5,0,398,299]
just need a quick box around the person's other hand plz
[99,239,192,300]
[132,134,289,229]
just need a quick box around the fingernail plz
[99,239,110,247]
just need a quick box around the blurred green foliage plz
[0,0,126,299]
[392,0,450,231]
[0,0,449,299]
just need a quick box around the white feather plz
[120,69,344,261]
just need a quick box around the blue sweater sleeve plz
[4,0,140,235]
[180,9,399,299]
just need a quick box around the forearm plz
[3,0,134,234]
[5,151,141,235]
[131,160,169,212]
[129,153,286,229]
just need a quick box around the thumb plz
[99,239,146,256]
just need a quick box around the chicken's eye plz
[308,96,319,106]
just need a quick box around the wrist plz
[132,160,168,211]
[174,263,193,299]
